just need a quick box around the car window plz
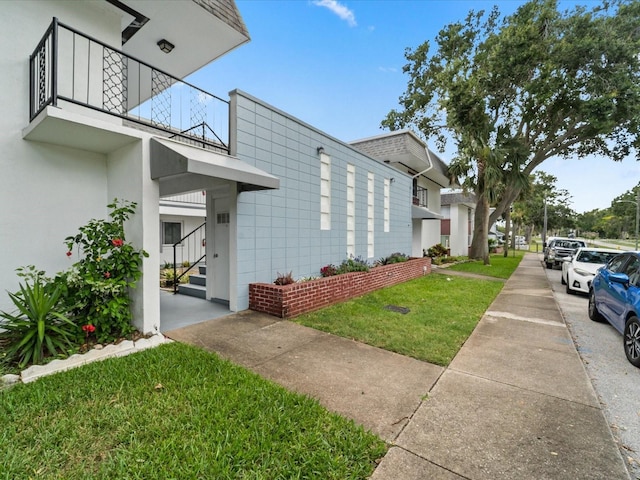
[595,252,619,264]
[623,256,640,286]
[607,254,629,273]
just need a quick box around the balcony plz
[413,185,428,208]
[28,18,229,154]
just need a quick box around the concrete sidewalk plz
[165,253,630,479]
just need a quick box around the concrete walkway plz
[165,253,630,479]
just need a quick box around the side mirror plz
[610,272,630,285]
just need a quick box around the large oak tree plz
[383,0,640,261]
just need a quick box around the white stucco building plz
[1,0,428,333]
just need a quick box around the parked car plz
[561,247,620,294]
[589,251,640,368]
[543,237,587,269]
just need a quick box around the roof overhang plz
[151,137,279,196]
[412,205,444,220]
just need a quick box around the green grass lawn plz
[446,251,524,279]
[0,342,386,479]
[1,252,525,477]
[293,273,505,366]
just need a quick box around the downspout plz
[412,148,434,178]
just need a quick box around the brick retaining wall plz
[249,257,432,318]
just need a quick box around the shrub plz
[376,252,409,266]
[0,275,77,368]
[336,256,370,274]
[320,264,338,277]
[426,244,448,258]
[60,199,148,344]
[274,271,295,286]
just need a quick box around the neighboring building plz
[2,0,415,333]
[351,131,453,258]
[159,192,206,267]
[440,192,476,256]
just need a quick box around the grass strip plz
[293,274,504,366]
[0,342,386,479]
[445,251,524,279]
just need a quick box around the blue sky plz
[191,0,639,213]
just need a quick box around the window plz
[347,164,355,256]
[383,178,390,233]
[217,212,230,224]
[163,221,182,245]
[320,153,331,230]
[367,172,374,258]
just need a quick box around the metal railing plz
[173,222,206,294]
[413,186,428,208]
[29,18,229,153]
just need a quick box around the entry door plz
[212,198,230,302]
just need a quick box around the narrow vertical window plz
[320,153,331,230]
[367,172,374,258]
[346,164,356,256]
[384,178,390,233]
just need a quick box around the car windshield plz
[555,240,585,249]
[577,251,618,264]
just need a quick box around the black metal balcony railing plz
[413,185,428,208]
[29,18,229,153]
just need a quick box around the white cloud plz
[378,66,398,73]
[313,0,357,27]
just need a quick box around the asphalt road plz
[543,260,640,479]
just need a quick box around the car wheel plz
[588,289,605,322]
[624,316,640,368]
[546,262,552,269]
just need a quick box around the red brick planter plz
[249,257,432,318]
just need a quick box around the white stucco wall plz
[0,2,160,334]
[0,1,121,313]
[449,205,471,256]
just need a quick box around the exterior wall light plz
[157,39,174,53]
[317,146,325,155]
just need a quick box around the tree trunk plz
[469,195,490,264]
[503,207,511,257]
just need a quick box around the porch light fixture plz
[157,39,174,53]
[317,146,325,155]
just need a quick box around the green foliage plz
[426,244,449,258]
[61,199,148,343]
[0,276,77,368]
[337,256,370,274]
[274,271,295,285]
[376,252,410,265]
[321,256,371,277]
[384,0,640,258]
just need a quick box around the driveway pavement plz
[165,253,630,479]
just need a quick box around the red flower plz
[111,238,124,247]
[66,251,72,257]
[104,271,111,278]
[82,324,96,333]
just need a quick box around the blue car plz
[589,251,640,368]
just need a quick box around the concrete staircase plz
[178,264,206,299]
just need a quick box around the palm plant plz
[0,279,77,368]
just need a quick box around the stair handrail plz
[172,221,206,294]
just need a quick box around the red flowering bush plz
[59,199,148,343]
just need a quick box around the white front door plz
[211,197,230,303]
